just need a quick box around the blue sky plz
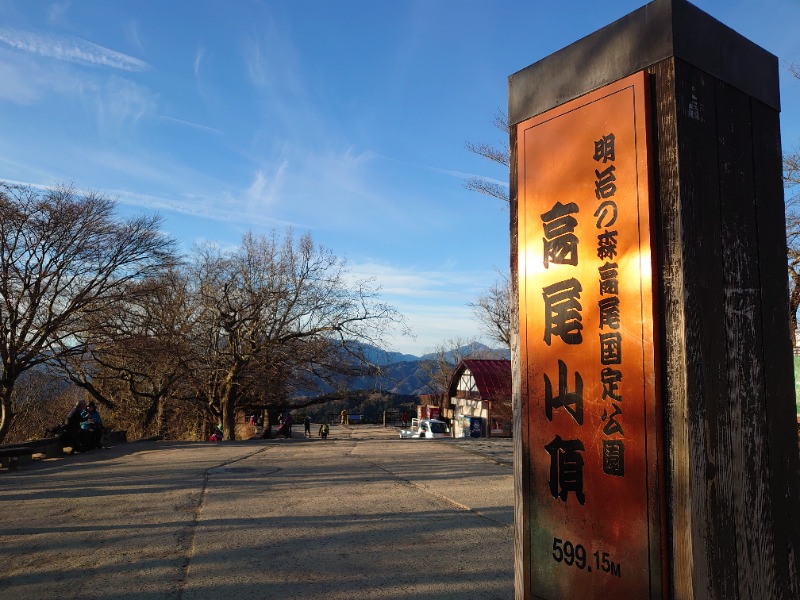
[1,0,799,356]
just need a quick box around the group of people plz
[272,413,330,439]
[57,404,339,448]
[279,414,329,439]
[275,413,294,438]
[213,412,333,441]
[62,399,105,452]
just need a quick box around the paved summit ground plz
[0,425,513,600]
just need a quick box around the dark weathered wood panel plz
[648,57,800,600]
[715,78,777,600]
[673,58,740,600]
[646,58,694,600]
[751,99,800,598]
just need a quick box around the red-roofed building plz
[447,359,512,437]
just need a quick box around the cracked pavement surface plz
[0,425,514,599]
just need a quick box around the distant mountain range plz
[290,342,510,399]
[357,347,420,365]
[360,341,510,365]
[345,359,440,396]
[349,342,511,396]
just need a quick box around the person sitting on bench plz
[80,402,104,450]
[64,399,87,452]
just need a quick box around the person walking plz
[304,416,311,437]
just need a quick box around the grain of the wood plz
[647,58,697,600]
[751,99,800,597]
[715,78,777,600]
[675,62,738,599]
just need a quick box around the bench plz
[25,437,64,457]
[0,437,66,469]
[101,429,127,445]
[0,444,34,469]
[2,430,127,470]
[60,429,127,452]
[0,437,64,470]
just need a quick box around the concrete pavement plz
[0,425,514,599]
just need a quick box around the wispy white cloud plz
[112,188,300,229]
[296,147,398,216]
[0,58,41,103]
[245,163,288,208]
[381,154,510,190]
[194,47,205,77]
[0,175,303,232]
[243,37,269,88]
[392,304,482,355]
[240,14,303,97]
[87,74,156,130]
[0,45,153,126]
[126,20,144,54]
[434,166,509,189]
[347,260,493,300]
[0,27,148,71]
[340,259,489,355]
[46,2,72,26]
[157,114,222,135]
[226,140,398,230]
[0,177,51,192]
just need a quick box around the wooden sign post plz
[509,1,800,599]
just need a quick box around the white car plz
[399,419,450,439]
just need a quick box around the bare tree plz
[187,230,405,439]
[4,367,72,443]
[53,269,195,438]
[464,113,512,349]
[468,272,511,348]
[419,338,505,394]
[0,184,177,442]
[786,156,800,344]
[464,110,510,204]
[785,64,800,345]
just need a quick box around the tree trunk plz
[262,407,277,439]
[220,386,237,440]
[225,400,236,440]
[156,400,166,438]
[0,382,13,443]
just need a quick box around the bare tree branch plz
[0,183,177,442]
[784,63,800,345]
[185,230,407,439]
[464,109,511,205]
[463,141,510,167]
[467,272,511,348]
[464,177,510,203]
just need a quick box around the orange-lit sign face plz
[517,71,662,598]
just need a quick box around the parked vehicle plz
[399,418,450,439]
